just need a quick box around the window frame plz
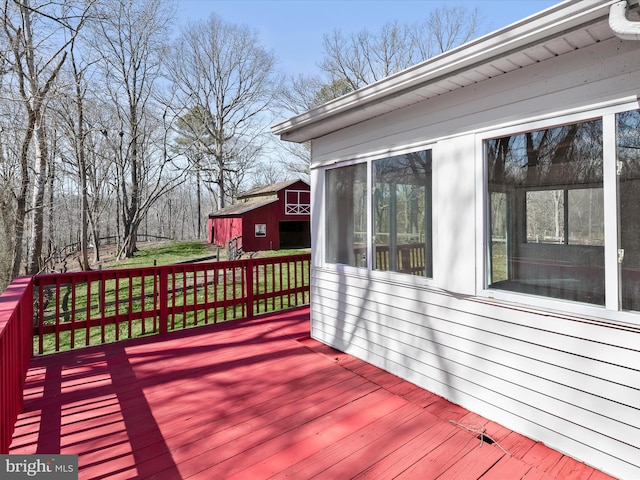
[322,144,435,284]
[476,100,640,323]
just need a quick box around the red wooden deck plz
[9,306,615,479]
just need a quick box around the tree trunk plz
[196,165,202,239]
[10,114,36,279]
[47,155,55,269]
[27,115,48,274]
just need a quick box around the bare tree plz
[54,44,118,269]
[410,5,481,60]
[173,107,214,239]
[277,75,353,178]
[91,0,181,258]
[53,40,94,270]
[1,0,92,276]
[0,100,21,288]
[250,157,287,189]
[166,13,280,209]
[319,6,481,91]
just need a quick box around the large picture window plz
[486,119,605,304]
[325,149,433,278]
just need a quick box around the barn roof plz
[208,198,278,218]
[271,0,620,143]
[238,179,309,200]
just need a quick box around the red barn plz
[207,179,310,252]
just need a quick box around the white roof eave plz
[272,0,617,144]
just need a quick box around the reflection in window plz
[486,119,604,304]
[568,189,604,246]
[489,191,508,283]
[325,163,367,267]
[525,189,604,245]
[526,190,564,243]
[373,150,432,277]
[617,110,640,311]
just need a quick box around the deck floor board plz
[10,307,616,479]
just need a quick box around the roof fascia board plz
[272,0,616,143]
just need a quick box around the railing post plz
[159,267,168,334]
[245,258,254,319]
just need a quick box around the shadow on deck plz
[10,306,614,479]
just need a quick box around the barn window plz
[486,118,605,304]
[325,148,433,278]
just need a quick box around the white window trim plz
[475,99,640,326]
[321,143,436,285]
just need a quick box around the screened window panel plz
[373,150,432,277]
[325,163,367,267]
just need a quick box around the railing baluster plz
[114,276,120,342]
[71,277,76,349]
[37,282,44,355]
[181,266,187,329]
[233,264,239,319]
[223,267,228,321]
[159,268,168,335]
[279,260,284,310]
[100,274,106,344]
[128,272,133,338]
[55,277,61,352]
[204,268,209,325]
[85,279,91,347]
[245,260,254,319]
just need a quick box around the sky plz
[176,0,560,75]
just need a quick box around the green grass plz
[490,241,507,283]
[260,248,311,257]
[108,240,215,269]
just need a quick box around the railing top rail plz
[33,253,311,287]
[34,253,311,280]
[0,277,33,317]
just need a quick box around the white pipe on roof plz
[610,0,640,40]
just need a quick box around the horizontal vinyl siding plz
[310,268,640,478]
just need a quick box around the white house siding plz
[310,35,640,478]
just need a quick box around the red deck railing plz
[0,276,33,455]
[0,253,310,453]
[33,254,311,354]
